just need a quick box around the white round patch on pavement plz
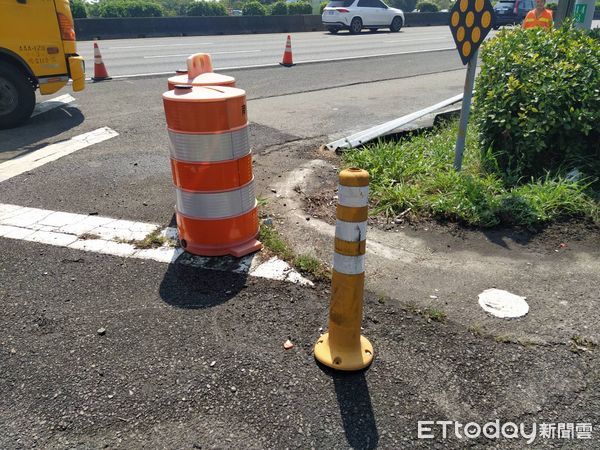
[478,288,529,319]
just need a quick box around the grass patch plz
[79,233,101,240]
[343,121,599,228]
[570,335,597,353]
[259,224,330,281]
[131,229,170,249]
[259,224,293,260]
[293,254,330,281]
[404,301,447,323]
[495,334,543,347]
[467,324,483,336]
[421,307,447,323]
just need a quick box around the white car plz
[322,0,405,34]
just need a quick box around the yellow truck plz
[0,0,85,129]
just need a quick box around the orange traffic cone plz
[92,42,111,81]
[280,35,295,67]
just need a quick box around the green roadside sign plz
[574,3,587,23]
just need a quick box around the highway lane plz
[74,20,600,78]
[4,49,466,160]
[1,51,469,218]
[77,26,460,77]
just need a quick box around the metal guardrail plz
[325,93,463,151]
[75,13,451,40]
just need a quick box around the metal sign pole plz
[453,49,478,171]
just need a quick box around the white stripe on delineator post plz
[31,94,76,117]
[0,127,118,183]
[335,220,367,243]
[333,253,365,275]
[338,185,369,208]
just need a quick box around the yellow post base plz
[314,332,373,371]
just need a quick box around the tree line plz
[71,0,313,18]
[71,0,451,18]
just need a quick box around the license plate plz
[327,11,334,14]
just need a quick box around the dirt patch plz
[303,184,600,256]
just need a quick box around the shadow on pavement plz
[319,363,379,449]
[0,105,85,156]
[158,254,249,309]
[482,225,537,250]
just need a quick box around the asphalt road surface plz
[77,27,460,77]
[1,41,599,448]
[76,21,600,78]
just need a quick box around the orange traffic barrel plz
[162,84,262,258]
[167,53,235,90]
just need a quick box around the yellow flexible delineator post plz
[314,168,373,371]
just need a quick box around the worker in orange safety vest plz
[522,0,553,29]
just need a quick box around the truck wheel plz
[0,64,35,129]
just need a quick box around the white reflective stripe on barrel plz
[168,126,250,162]
[335,220,367,243]
[338,185,369,208]
[333,253,365,275]
[176,181,256,219]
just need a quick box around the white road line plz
[216,47,457,71]
[109,42,214,49]
[143,49,262,59]
[0,203,312,285]
[0,127,118,183]
[103,47,456,80]
[31,94,75,117]
[383,37,451,43]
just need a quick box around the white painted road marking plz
[98,47,455,80]
[109,42,214,49]
[0,203,312,285]
[478,288,529,318]
[0,127,118,183]
[383,37,451,43]
[144,50,262,59]
[31,94,76,117]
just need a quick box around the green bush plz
[86,1,100,17]
[546,2,557,10]
[342,121,599,228]
[389,0,417,11]
[243,1,267,14]
[70,0,87,18]
[98,0,164,17]
[186,0,227,16]
[474,25,600,184]
[288,1,312,14]
[270,1,288,14]
[320,0,327,13]
[432,0,452,9]
[156,0,195,16]
[417,1,438,11]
